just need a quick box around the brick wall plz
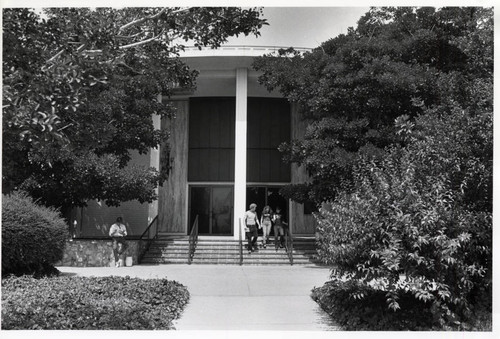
[57,239,141,267]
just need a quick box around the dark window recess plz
[247,98,291,183]
[188,97,291,183]
[188,98,235,181]
[304,201,318,215]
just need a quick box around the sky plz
[224,7,370,49]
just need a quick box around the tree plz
[315,106,492,328]
[253,7,489,205]
[3,7,266,211]
[285,7,492,329]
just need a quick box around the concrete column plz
[148,94,162,226]
[234,68,248,239]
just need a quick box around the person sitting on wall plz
[115,242,126,267]
[109,217,128,267]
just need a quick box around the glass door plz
[189,186,233,235]
[211,186,233,235]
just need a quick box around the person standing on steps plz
[244,203,261,253]
[272,207,288,251]
[260,205,273,248]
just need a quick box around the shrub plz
[2,191,68,277]
[312,279,492,331]
[1,275,190,330]
[314,108,492,330]
[311,280,437,330]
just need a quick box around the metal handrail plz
[238,218,243,265]
[188,215,199,264]
[285,226,294,265]
[138,215,159,263]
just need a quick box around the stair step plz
[140,236,320,265]
[141,258,189,264]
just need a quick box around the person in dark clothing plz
[272,207,288,251]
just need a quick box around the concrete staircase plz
[140,236,191,264]
[140,235,321,265]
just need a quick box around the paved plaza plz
[58,264,339,331]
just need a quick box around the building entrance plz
[189,185,233,235]
[246,186,288,235]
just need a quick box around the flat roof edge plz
[179,45,312,58]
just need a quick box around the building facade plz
[71,46,316,241]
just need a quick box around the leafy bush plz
[1,275,190,330]
[314,107,492,330]
[2,191,68,277]
[312,279,491,331]
[312,280,437,330]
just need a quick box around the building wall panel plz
[158,100,189,233]
[291,103,317,235]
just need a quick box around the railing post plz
[239,218,243,265]
[138,215,158,264]
[286,227,293,266]
[188,215,199,265]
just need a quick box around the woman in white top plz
[260,205,273,248]
[244,203,261,253]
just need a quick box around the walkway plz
[58,264,339,331]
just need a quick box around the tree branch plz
[82,29,168,55]
[115,61,143,74]
[118,30,165,49]
[47,49,65,63]
[116,32,143,39]
[46,7,188,62]
[118,7,190,32]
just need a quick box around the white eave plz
[179,45,311,71]
[180,45,312,58]
[175,45,312,98]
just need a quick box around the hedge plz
[1,275,190,330]
[2,191,68,276]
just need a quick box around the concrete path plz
[58,264,339,331]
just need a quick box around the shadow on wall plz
[71,200,149,238]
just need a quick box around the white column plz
[148,94,162,226]
[234,68,248,239]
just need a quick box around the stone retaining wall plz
[57,239,140,267]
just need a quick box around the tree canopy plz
[254,6,493,329]
[3,7,266,211]
[253,7,493,205]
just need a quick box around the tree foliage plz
[314,7,492,329]
[254,6,493,329]
[253,6,492,204]
[3,7,266,210]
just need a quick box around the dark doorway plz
[246,186,288,235]
[189,186,233,235]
